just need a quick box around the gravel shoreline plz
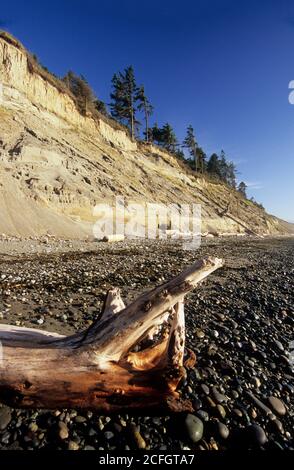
[0,236,293,450]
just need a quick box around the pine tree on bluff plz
[161,123,178,152]
[226,161,237,188]
[150,123,178,153]
[125,66,138,139]
[63,70,74,91]
[207,151,237,188]
[63,72,95,115]
[110,66,139,140]
[94,98,108,116]
[150,123,162,144]
[182,125,198,171]
[219,150,228,181]
[110,72,127,120]
[63,71,108,117]
[196,147,207,173]
[136,86,153,143]
[238,181,247,198]
[207,153,221,178]
[78,76,95,114]
[220,151,237,188]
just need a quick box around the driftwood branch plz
[0,257,223,412]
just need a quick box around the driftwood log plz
[0,257,223,412]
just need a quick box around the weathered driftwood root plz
[0,257,223,412]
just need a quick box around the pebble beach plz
[0,236,293,450]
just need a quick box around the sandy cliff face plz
[0,38,136,152]
[0,34,292,239]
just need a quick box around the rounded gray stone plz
[185,414,204,443]
[268,396,286,416]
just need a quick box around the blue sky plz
[1,0,294,221]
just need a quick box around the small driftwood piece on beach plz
[0,257,223,412]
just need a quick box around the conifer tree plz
[150,123,162,145]
[219,150,228,181]
[149,123,178,152]
[207,151,237,187]
[238,181,247,198]
[226,161,237,188]
[78,75,95,114]
[94,98,108,116]
[137,86,153,143]
[161,123,178,152]
[182,125,198,171]
[110,66,139,139]
[63,72,95,115]
[196,147,207,173]
[207,153,221,177]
